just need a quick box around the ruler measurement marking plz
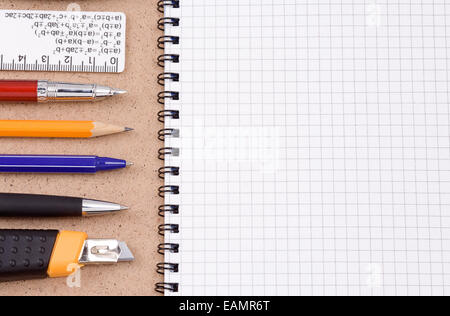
[0,54,122,73]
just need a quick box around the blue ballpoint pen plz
[0,155,133,174]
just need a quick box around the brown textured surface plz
[0,0,163,295]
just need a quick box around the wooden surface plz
[0,0,163,296]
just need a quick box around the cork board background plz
[0,0,163,295]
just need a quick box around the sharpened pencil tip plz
[113,89,127,95]
[124,127,134,132]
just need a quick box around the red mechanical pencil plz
[0,80,126,102]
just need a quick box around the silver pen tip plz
[113,89,127,95]
[82,200,129,216]
[118,242,135,262]
[119,205,129,211]
[126,162,134,167]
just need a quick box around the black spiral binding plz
[158,166,180,179]
[157,54,179,68]
[155,0,181,295]
[157,262,179,274]
[158,73,179,86]
[158,147,179,161]
[158,128,179,141]
[157,0,180,13]
[158,17,180,31]
[158,110,179,123]
[158,224,180,236]
[158,204,179,217]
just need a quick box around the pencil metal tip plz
[119,205,130,211]
[113,89,127,95]
[126,162,134,167]
[124,127,134,132]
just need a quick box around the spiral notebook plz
[156,0,450,296]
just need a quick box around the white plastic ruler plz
[0,10,126,73]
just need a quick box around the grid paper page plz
[163,0,450,296]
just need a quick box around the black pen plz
[0,193,128,217]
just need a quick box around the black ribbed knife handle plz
[0,193,82,217]
[0,230,58,282]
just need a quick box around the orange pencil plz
[0,120,133,138]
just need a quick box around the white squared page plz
[163,0,450,296]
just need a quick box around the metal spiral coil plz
[158,73,179,86]
[158,91,179,105]
[156,0,181,294]
[156,262,179,274]
[157,35,180,49]
[158,110,179,123]
[158,128,179,141]
[157,0,180,13]
[158,243,179,255]
[155,282,179,294]
[157,54,179,68]
[158,147,179,161]
[159,166,180,179]
[158,204,180,217]
[158,185,180,198]
[158,224,180,236]
[158,17,180,31]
